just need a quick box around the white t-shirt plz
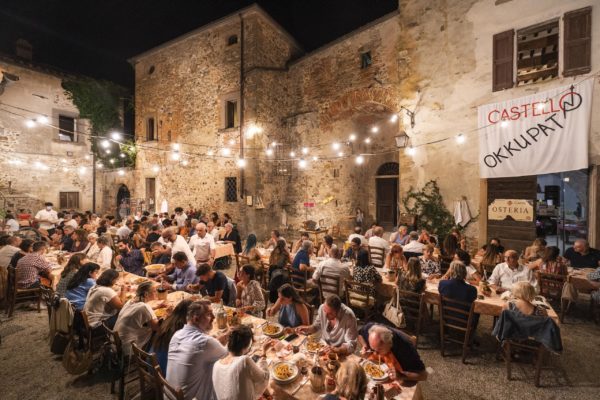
[171,235,196,266]
[212,355,269,400]
[403,240,425,254]
[65,219,79,229]
[189,233,216,261]
[489,262,536,290]
[98,246,113,270]
[312,258,351,296]
[84,285,119,328]
[114,300,156,355]
[117,225,131,239]
[174,213,188,227]
[368,236,390,253]
[35,209,58,230]
[5,219,19,232]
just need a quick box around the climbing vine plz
[402,180,458,237]
[62,78,135,166]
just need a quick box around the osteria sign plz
[488,199,534,222]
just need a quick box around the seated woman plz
[83,269,124,328]
[85,233,100,261]
[150,299,193,373]
[241,233,262,270]
[419,244,440,278]
[352,248,382,295]
[325,360,368,400]
[479,243,502,276]
[56,253,87,297]
[66,262,101,311]
[236,264,266,317]
[268,239,291,274]
[266,283,310,328]
[212,325,272,400]
[397,257,425,293]
[389,225,409,246]
[317,235,337,258]
[522,238,547,262]
[418,229,431,244]
[503,281,547,317]
[454,249,482,285]
[529,246,568,276]
[70,229,90,253]
[114,281,160,355]
[129,223,145,249]
[384,244,407,271]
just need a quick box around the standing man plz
[162,228,196,267]
[188,223,216,266]
[167,301,229,400]
[34,202,58,237]
[174,207,188,228]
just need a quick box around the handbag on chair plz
[383,288,406,328]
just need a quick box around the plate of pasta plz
[271,361,299,383]
[305,338,325,354]
[363,361,388,381]
[262,322,284,338]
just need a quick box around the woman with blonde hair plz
[504,281,547,316]
[397,257,425,293]
[328,360,368,400]
[523,238,547,262]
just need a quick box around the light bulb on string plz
[78,167,86,174]
[371,126,379,134]
[25,119,36,128]
[236,158,247,168]
[62,167,68,172]
[110,159,115,164]
[289,151,296,158]
[97,163,103,169]
[298,159,307,169]
[207,149,214,156]
[171,152,181,161]
[61,158,67,163]
[228,139,235,145]
[111,131,122,140]
[37,115,49,124]
[500,119,509,128]
[152,165,160,173]
[84,155,90,160]
[222,147,231,156]
[301,147,309,155]
[355,155,365,165]
[101,140,110,148]
[389,114,398,123]
[182,159,189,166]
[456,134,466,144]
[118,169,125,176]
[119,153,126,158]
[172,143,180,151]
[337,151,344,157]
[349,133,357,142]
[270,141,277,147]
[364,137,371,144]
[312,155,319,161]
[536,100,548,112]
[265,148,274,156]
[105,149,111,154]
[405,146,416,156]
[332,142,341,151]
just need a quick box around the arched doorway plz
[116,184,131,221]
[376,162,399,230]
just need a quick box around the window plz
[360,51,372,69]
[225,177,237,202]
[227,35,238,46]
[492,7,592,92]
[148,65,155,75]
[59,192,79,209]
[146,117,156,141]
[225,100,238,129]
[58,115,76,142]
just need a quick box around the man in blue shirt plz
[194,263,231,305]
[116,238,145,276]
[292,240,313,275]
[161,251,197,291]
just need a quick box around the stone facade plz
[0,57,98,213]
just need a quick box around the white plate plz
[262,322,284,338]
[363,361,389,381]
[271,361,299,384]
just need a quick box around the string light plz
[172,143,180,151]
[84,155,90,160]
[171,152,181,161]
[265,148,274,156]
[456,134,466,144]
[364,138,371,144]
[152,165,160,173]
[78,167,86,174]
[298,159,307,169]
[119,153,126,158]
[118,169,125,176]
[62,167,68,172]
[97,163,103,169]
[37,115,49,124]
[228,139,235,145]
[406,146,416,156]
[337,151,344,157]
[349,133,357,142]
[290,151,296,157]
[301,147,309,155]
[207,149,214,156]
[332,142,341,151]
[312,155,319,161]
[181,159,189,166]
[101,140,110,148]
[60,158,67,163]
[537,100,548,111]
[270,141,277,147]
[389,114,398,123]
[371,126,379,134]
[109,159,115,164]
[221,148,231,156]
[111,131,122,140]
[500,119,509,128]
[236,158,247,168]
[105,149,111,154]
[355,155,365,165]
[25,119,36,128]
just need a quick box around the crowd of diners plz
[2,204,600,399]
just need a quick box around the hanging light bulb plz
[171,152,181,161]
[228,139,235,145]
[119,153,126,158]
[270,141,277,147]
[456,134,466,144]
[172,143,180,151]
[406,146,416,156]
[62,167,69,172]
[207,149,214,156]
[84,155,91,160]
[61,158,67,163]
[500,119,509,128]
[265,148,274,156]
[236,158,247,168]
[332,142,341,151]
[222,147,231,156]
[290,151,296,158]
[97,163,103,169]
[337,151,344,157]
[111,131,122,140]
[101,139,110,148]
[298,159,307,169]
[152,165,160,173]
[105,149,111,154]
[25,119,36,128]
[536,101,547,112]
[389,114,398,123]
[109,159,115,164]
[349,133,357,142]
[78,167,86,174]
[37,115,49,124]
[301,147,309,155]
[364,137,371,144]
[182,159,189,166]
[371,126,379,133]
[355,155,365,165]
[312,155,319,161]
[118,169,125,176]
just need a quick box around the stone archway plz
[116,184,131,220]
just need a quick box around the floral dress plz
[352,264,382,295]
[419,257,440,275]
[239,280,265,317]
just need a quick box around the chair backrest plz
[285,265,309,293]
[156,366,185,400]
[368,246,385,267]
[538,272,567,301]
[261,288,270,319]
[397,289,425,334]
[6,266,16,297]
[131,342,162,399]
[344,279,374,312]
[404,251,423,260]
[439,295,475,333]
[318,272,342,303]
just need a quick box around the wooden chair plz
[439,295,476,363]
[307,304,316,324]
[344,279,376,321]
[156,366,185,400]
[440,256,454,275]
[261,288,270,319]
[131,342,162,400]
[104,323,137,400]
[5,266,41,317]
[368,246,385,267]
[397,289,426,346]
[317,272,342,304]
[538,272,567,322]
[235,254,250,280]
[285,265,317,305]
[39,285,56,322]
[503,339,547,387]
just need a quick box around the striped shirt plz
[16,252,52,289]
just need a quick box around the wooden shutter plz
[492,30,514,92]
[563,7,592,77]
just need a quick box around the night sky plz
[0,0,398,87]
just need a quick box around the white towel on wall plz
[454,199,472,227]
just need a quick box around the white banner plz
[478,80,593,178]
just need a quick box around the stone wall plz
[0,60,96,213]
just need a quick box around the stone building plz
[0,50,98,213]
[129,0,600,250]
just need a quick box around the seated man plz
[312,248,350,297]
[149,242,171,265]
[368,226,390,254]
[192,263,233,305]
[297,295,358,355]
[564,239,600,269]
[60,225,75,251]
[167,300,229,400]
[292,240,313,276]
[347,226,367,247]
[343,237,362,261]
[159,251,198,291]
[358,323,428,382]
[16,241,52,289]
[116,238,145,276]
[291,232,310,254]
[402,231,425,255]
[489,250,536,292]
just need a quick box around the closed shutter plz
[563,6,592,77]
[493,30,514,92]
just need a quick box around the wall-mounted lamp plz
[400,106,416,129]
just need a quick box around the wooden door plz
[487,176,537,254]
[145,178,156,213]
[376,177,398,230]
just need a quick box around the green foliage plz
[62,79,135,166]
[402,180,457,237]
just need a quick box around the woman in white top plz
[212,325,272,400]
[114,281,160,355]
[86,233,100,261]
[83,269,123,328]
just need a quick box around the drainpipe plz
[239,14,245,200]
